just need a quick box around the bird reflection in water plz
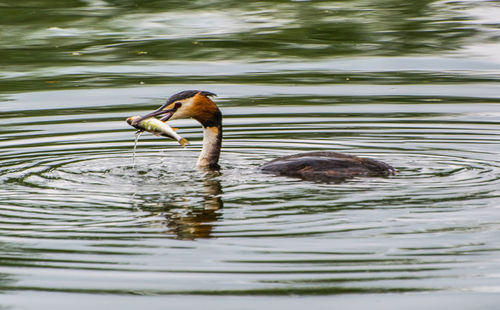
[161,171,223,240]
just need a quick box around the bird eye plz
[174,102,182,109]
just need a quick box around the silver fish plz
[126,116,189,147]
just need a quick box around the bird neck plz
[197,124,222,169]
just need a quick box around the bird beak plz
[131,102,182,125]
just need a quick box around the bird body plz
[261,151,395,182]
[133,90,395,181]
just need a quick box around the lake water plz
[1,0,500,308]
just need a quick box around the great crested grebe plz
[132,90,396,181]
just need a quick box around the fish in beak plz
[126,102,189,147]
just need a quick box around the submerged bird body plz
[261,151,395,182]
[135,90,395,181]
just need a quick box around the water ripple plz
[0,95,499,296]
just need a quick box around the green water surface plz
[1,0,500,309]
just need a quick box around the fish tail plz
[178,138,190,147]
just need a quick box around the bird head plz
[133,90,219,127]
